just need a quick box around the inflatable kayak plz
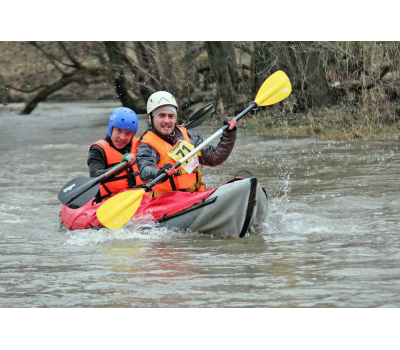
[60,177,268,238]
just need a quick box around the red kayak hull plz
[60,188,215,230]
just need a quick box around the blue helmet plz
[108,107,139,137]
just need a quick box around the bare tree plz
[205,41,239,115]
[109,41,207,115]
[104,41,147,113]
[3,40,398,127]
[3,42,106,114]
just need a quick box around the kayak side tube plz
[159,178,268,237]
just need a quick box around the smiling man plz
[136,91,237,198]
[87,107,143,202]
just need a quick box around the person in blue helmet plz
[87,107,144,202]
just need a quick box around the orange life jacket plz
[92,138,144,201]
[138,126,205,198]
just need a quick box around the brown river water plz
[0,102,399,307]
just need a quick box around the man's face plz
[111,127,135,149]
[152,109,177,136]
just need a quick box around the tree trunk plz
[304,52,333,108]
[104,41,146,113]
[205,41,239,115]
[21,71,80,114]
[251,42,275,96]
[285,42,334,111]
[155,41,181,96]
[134,42,161,103]
[0,74,10,105]
[183,41,199,95]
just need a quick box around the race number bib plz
[168,141,200,174]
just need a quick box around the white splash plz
[65,214,183,246]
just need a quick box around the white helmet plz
[147,91,179,116]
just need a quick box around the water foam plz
[262,171,331,238]
[65,215,187,246]
[41,143,80,150]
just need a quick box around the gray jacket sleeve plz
[136,143,161,182]
[188,130,237,167]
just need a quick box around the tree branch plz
[124,54,162,87]
[20,70,83,114]
[4,84,47,93]
[235,42,253,56]
[30,42,80,71]
[30,41,64,72]
[59,42,83,69]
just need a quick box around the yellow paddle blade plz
[96,189,146,229]
[254,70,292,107]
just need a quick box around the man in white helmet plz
[136,91,237,198]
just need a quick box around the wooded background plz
[1,41,399,127]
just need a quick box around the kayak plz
[60,177,268,238]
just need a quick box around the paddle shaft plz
[60,161,128,205]
[145,101,257,190]
[96,161,128,182]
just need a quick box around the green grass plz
[242,106,400,140]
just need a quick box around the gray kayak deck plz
[159,177,268,237]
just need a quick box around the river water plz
[1,101,399,308]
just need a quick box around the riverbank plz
[2,100,399,141]
[242,106,400,140]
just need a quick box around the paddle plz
[97,70,292,229]
[58,161,128,209]
[181,102,215,129]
